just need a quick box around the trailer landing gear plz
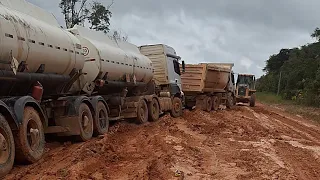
[0,114,14,178]
[14,107,44,164]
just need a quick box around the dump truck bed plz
[181,63,233,94]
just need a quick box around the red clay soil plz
[4,103,320,180]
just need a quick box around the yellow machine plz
[236,74,256,107]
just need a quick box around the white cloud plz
[26,0,317,78]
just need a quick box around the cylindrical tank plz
[0,4,85,75]
[68,26,154,95]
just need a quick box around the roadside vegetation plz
[256,92,320,123]
[256,27,320,108]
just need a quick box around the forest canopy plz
[257,28,320,107]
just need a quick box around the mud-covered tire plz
[226,93,235,109]
[170,97,183,118]
[148,98,160,122]
[0,114,15,177]
[14,107,45,164]
[93,102,109,136]
[137,99,148,124]
[212,96,219,111]
[250,94,256,107]
[204,96,212,112]
[77,103,94,142]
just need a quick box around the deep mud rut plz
[4,103,320,180]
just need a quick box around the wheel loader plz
[235,74,256,107]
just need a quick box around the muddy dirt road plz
[4,103,320,180]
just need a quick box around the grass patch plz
[256,92,291,105]
[256,92,320,123]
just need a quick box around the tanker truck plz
[181,63,236,111]
[0,0,184,177]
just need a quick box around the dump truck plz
[236,74,256,107]
[0,0,184,176]
[139,44,184,117]
[181,63,236,112]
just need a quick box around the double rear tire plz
[0,114,15,178]
[170,97,183,118]
[77,103,94,142]
[93,102,109,136]
[136,99,149,124]
[148,98,160,122]
[14,107,45,164]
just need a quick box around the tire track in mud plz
[4,103,320,180]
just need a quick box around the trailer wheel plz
[250,94,256,107]
[226,93,234,109]
[77,103,93,141]
[171,97,182,118]
[0,114,15,177]
[14,107,44,164]
[93,102,109,136]
[204,96,212,112]
[148,98,160,122]
[137,99,148,124]
[212,96,219,111]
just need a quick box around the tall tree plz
[311,27,320,41]
[59,0,113,33]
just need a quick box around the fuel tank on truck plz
[0,0,85,96]
[68,25,154,95]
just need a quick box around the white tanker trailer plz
[0,0,185,177]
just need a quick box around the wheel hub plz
[0,133,9,164]
[82,115,91,133]
[83,115,89,127]
[29,128,40,150]
[174,103,180,112]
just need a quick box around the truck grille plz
[238,87,246,96]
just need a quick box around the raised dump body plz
[181,63,236,111]
[181,63,233,93]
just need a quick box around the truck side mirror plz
[182,60,185,73]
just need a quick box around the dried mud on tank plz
[5,103,320,180]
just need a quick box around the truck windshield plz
[237,75,254,88]
[173,60,181,75]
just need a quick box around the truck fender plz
[13,96,48,128]
[0,100,19,130]
[90,96,110,114]
[69,96,94,116]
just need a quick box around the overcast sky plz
[27,0,318,77]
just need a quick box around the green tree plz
[59,0,113,33]
[311,27,320,41]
